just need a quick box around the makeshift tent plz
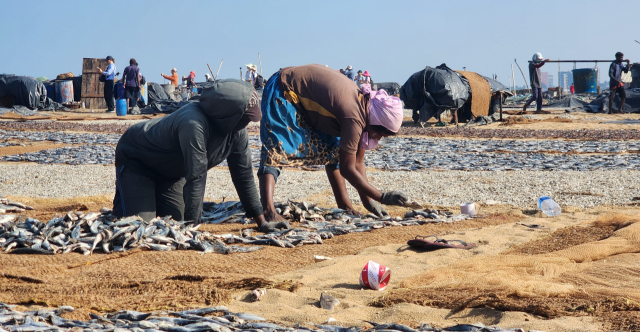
[400,64,470,123]
[0,74,49,110]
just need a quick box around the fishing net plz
[377,214,640,319]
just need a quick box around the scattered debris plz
[320,293,340,310]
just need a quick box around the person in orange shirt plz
[161,68,179,87]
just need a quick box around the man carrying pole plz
[523,52,548,113]
[608,52,631,114]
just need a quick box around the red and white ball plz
[359,260,391,291]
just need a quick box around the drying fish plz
[0,302,532,332]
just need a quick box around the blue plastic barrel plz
[114,82,125,100]
[116,99,127,116]
[54,80,74,103]
[572,68,598,94]
[44,83,56,102]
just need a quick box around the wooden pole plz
[511,64,516,96]
[258,53,263,76]
[514,59,530,91]
[499,92,503,121]
[530,60,612,63]
[215,59,223,79]
[453,109,458,126]
[207,63,215,78]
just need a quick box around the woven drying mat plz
[456,71,491,118]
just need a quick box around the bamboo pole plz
[258,53,263,76]
[215,59,223,79]
[514,59,530,91]
[511,64,516,95]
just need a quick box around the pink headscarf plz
[360,89,403,150]
[188,71,196,79]
[361,84,372,95]
[369,89,403,133]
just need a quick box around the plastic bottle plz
[538,196,561,216]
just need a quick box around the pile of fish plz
[0,200,470,255]
[2,145,114,165]
[200,200,469,248]
[0,303,533,332]
[0,121,133,134]
[0,129,121,145]
[399,126,640,141]
[0,208,263,255]
[4,127,640,171]
[0,196,32,214]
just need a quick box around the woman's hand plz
[380,191,409,206]
[363,200,389,217]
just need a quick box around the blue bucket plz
[116,99,127,116]
[54,80,74,103]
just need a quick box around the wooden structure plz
[81,58,108,109]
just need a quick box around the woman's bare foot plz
[264,209,286,222]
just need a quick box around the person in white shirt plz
[245,64,257,86]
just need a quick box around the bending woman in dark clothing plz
[113,79,288,233]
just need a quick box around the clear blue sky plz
[1,0,638,87]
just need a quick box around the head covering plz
[188,71,196,79]
[106,55,114,61]
[199,79,253,136]
[205,73,211,78]
[362,71,370,77]
[532,52,543,63]
[245,63,254,68]
[171,68,177,73]
[233,89,262,131]
[347,65,352,70]
[360,89,403,150]
[369,90,403,133]
[361,84,372,95]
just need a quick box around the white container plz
[460,202,476,216]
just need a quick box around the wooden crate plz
[81,58,108,109]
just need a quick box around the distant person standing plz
[161,68,179,87]
[183,71,197,89]
[570,83,574,94]
[97,56,116,113]
[205,74,214,82]
[523,52,548,113]
[608,52,631,114]
[245,64,257,86]
[355,70,364,87]
[359,71,371,85]
[122,58,141,111]
[344,65,356,81]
